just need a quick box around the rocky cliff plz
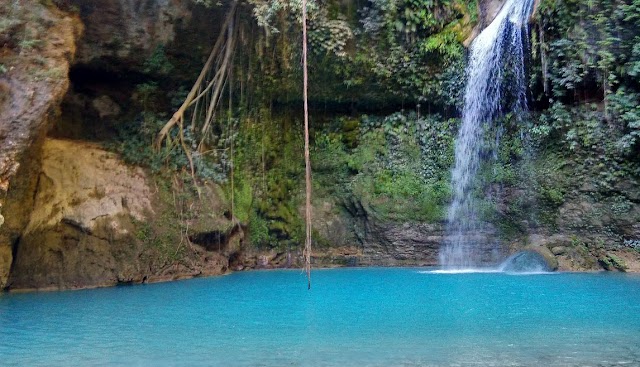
[8,138,232,290]
[0,2,82,288]
[0,0,233,290]
[1,0,639,291]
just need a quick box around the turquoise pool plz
[1,268,639,366]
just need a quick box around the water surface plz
[1,268,639,366]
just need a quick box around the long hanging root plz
[178,116,200,196]
[155,1,238,151]
[302,0,312,290]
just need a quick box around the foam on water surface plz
[420,268,502,274]
[420,269,555,275]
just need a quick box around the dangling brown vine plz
[302,0,312,290]
[155,1,238,156]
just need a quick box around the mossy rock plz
[599,254,628,272]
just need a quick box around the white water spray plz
[440,0,535,268]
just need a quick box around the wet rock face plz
[71,0,192,69]
[360,221,444,266]
[480,0,507,26]
[500,250,553,272]
[355,210,507,267]
[477,0,541,25]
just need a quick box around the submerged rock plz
[527,245,559,271]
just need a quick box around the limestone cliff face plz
[0,3,83,288]
[8,139,231,290]
[0,0,220,290]
[0,0,243,291]
[360,222,443,266]
[10,139,154,289]
[529,182,640,272]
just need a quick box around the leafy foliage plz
[358,0,475,106]
[608,88,640,156]
[312,112,455,222]
[113,82,227,182]
[109,0,640,253]
[524,0,640,199]
[143,45,174,75]
[533,0,640,104]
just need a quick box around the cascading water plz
[440,0,535,268]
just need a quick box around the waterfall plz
[440,0,535,268]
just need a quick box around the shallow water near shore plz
[1,268,640,366]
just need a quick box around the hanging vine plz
[155,1,239,164]
[302,0,312,290]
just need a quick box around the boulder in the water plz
[500,250,555,273]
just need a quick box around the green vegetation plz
[313,112,455,222]
[532,0,640,160]
[133,179,190,265]
[92,0,639,263]
[358,0,475,105]
[143,45,175,76]
[599,254,628,272]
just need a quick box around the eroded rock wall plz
[2,0,638,292]
[72,0,192,69]
[0,2,83,288]
[527,184,640,272]
[8,139,232,290]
